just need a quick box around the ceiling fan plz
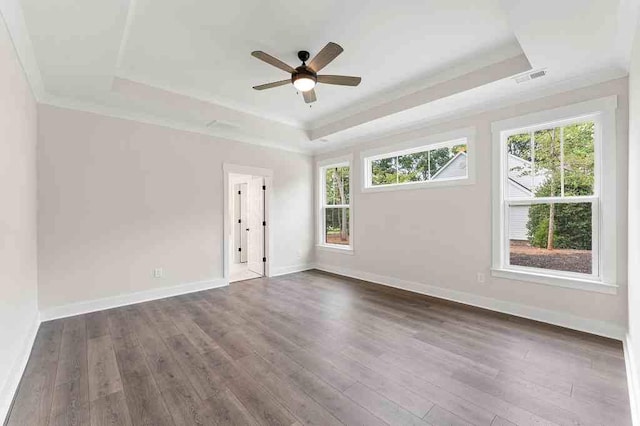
[251,42,361,104]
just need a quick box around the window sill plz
[490,268,617,295]
[316,244,354,255]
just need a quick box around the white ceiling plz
[118,0,515,125]
[7,0,640,152]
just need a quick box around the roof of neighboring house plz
[432,152,547,195]
[507,154,547,193]
[430,151,467,180]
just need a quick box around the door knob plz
[246,228,250,231]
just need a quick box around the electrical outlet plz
[476,272,486,284]
[153,268,163,278]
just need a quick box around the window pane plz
[507,133,532,162]
[508,202,592,274]
[325,166,350,205]
[431,144,467,181]
[429,147,455,177]
[397,152,429,183]
[325,207,349,245]
[563,122,595,196]
[533,127,562,198]
[371,157,397,186]
[507,133,536,198]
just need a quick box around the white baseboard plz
[40,278,229,321]
[625,334,640,425]
[1,313,40,424]
[314,264,626,341]
[270,264,315,277]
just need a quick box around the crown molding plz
[115,72,306,130]
[0,0,45,100]
[309,53,532,141]
[310,40,525,129]
[40,94,315,155]
[311,67,628,155]
[3,0,632,160]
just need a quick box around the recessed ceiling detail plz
[7,0,638,153]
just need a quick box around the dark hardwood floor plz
[6,270,631,425]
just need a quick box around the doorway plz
[224,164,271,283]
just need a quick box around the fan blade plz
[253,80,290,90]
[307,42,343,72]
[303,89,317,104]
[317,75,361,86]
[251,51,294,73]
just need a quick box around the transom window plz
[318,158,352,250]
[364,139,468,188]
[491,97,618,294]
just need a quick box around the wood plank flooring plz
[7,270,631,425]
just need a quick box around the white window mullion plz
[507,195,598,205]
[504,133,510,200]
[592,199,600,277]
[560,127,565,198]
[322,207,327,244]
[395,156,399,184]
[530,130,535,193]
[320,168,326,245]
[503,199,511,267]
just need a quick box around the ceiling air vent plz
[514,69,547,84]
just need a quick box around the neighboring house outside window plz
[431,152,544,241]
[361,127,476,193]
[491,97,618,294]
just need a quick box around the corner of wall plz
[314,263,626,341]
[0,313,40,423]
[39,277,229,321]
[625,334,640,425]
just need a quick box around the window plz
[318,156,352,251]
[361,128,475,192]
[491,97,618,293]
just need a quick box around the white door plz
[238,183,248,263]
[247,177,264,275]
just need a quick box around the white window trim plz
[490,96,618,294]
[360,127,476,193]
[317,154,354,253]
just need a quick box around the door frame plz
[223,163,272,280]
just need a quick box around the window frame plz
[491,96,618,294]
[361,127,476,193]
[317,155,354,254]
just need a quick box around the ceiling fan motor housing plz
[297,50,311,63]
[291,65,317,86]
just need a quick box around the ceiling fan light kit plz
[251,42,361,103]
[292,52,317,92]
